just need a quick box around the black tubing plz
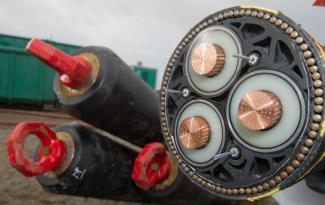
[36,123,142,201]
[36,123,225,204]
[54,47,161,146]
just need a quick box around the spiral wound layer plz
[160,6,325,200]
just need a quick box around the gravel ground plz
[0,111,277,205]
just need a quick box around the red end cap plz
[26,38,91,88]
[132,143,171,190]
[314,0,325,6]
[6,122,66,177]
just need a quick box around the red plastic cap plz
[6,122,66,177]
[26,38,91,88]
[314,0,325,6]
[132,143,171,190]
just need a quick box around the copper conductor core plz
[238,90,282,131]
[191,43,225,77]
[178,116,211,149]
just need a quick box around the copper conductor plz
[178,116,211,149]
[238,90,282,131]
[191,43,225,77]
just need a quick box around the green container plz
[133,66,157,89]
[0,34,80,105]
[0,34,157,106]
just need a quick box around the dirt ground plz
[0,111,277,205]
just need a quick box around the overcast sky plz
[0,0,324,88]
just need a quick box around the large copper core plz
[178,116,211,149]
[238,90,282,131]
[191,43,225,77]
